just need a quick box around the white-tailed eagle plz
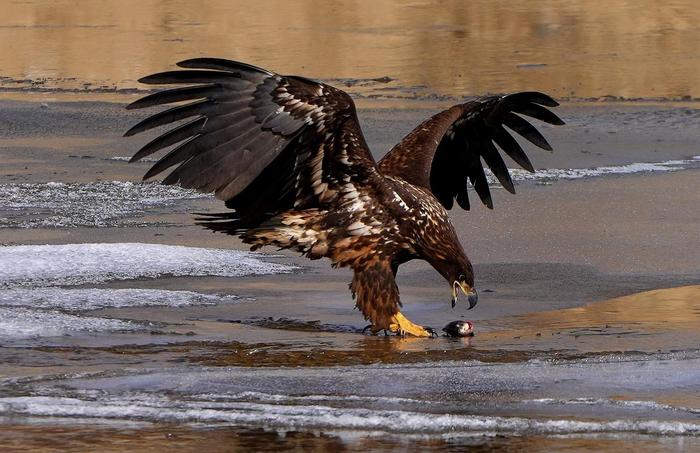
[126,58,563,337]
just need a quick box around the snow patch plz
[0,180,209,228]
[0,288,241,311]
[0,243,295,288]
[486,155,700,184]
[0,307,135,339]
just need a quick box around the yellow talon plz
[388,312,434,337]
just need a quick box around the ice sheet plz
[1,391,698,436]
[485,155,700,184]
[0,181,208,228]
[0,288,241,311]
[0,307,135,339]
[0,243,296,288]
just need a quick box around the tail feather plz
[194,211,246,234]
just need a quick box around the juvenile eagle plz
[126,58,563,337]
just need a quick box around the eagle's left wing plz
[378,92,564,210]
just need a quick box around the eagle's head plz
[433,253,478,310]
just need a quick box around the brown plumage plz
[126,58,563,337]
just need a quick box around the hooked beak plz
[452,281,479,310]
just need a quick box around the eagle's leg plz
[388,312,436,338]
[352,259,435,338]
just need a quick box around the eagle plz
[125,58,563,337]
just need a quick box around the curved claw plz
[425,326,438,338]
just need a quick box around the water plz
[1,1,700,101]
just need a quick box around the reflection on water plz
[1,0,699,101]
[483,285,700,353]
[3,423,695,452]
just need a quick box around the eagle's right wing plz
[126,58,380,225]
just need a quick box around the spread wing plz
[377,92,564,210]
[125,58,379,225]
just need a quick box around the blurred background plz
[1,0,699,102]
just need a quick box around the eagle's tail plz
[194,211,247,234]
[195,210,330,260]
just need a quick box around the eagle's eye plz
[458,273,466,282]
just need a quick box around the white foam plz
[0,180,208,228]
[527,397,700,415]
[0,307,135,339]
[0,243,295,288]
[197,391,425,405]
[486,155,700,184]
[1,393,698,435]
[0,288,241,311]
[107,156,158,162]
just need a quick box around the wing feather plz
[126,58,381,228]
[379,91,563,210]
[124,99,220,136]
[491,125,534,172]
[501,112,553,150]
[126,85,225,110]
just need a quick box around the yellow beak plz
[452,281,478,310]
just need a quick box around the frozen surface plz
[0,307,135,339]
[487,155,700,184]
[65,352,700,403]
[0,243,296,288]
[0,181,209,228]
[2,351,699,436]
[1,393,698,436]
[0,288,241,311]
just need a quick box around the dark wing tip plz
[123,127,138,137]
[137,74,164,85]
[177,58,274,76]
[177,57,234,68]
[518,91,560,107]
[538,139,554,152]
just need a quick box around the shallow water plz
[1,0,700,101]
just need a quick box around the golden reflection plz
[1,1,699,101]
[482,285,700,352]
[509,285,700,331]
[1,422,694,452]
